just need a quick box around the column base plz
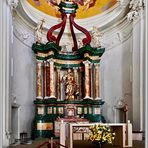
[36,96,43,100]
[44,96,49,99]
[49,96,56,99]
[83,96,93,100]
[94,97,102,100]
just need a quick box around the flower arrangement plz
[88,124,115,147]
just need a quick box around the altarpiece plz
[32,0,105,138]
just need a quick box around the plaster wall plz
[132,16,145,131]
[11,36,36,138]
[101,36,132,123]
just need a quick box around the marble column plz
[94,63,100,100]
[56,66,61,100]
[48,58,56,99]
[83,60,91,100]
[44,61,48,99]
[46,61,50,98]
[90,64,94,99]
[36,60,43,99]
[79,67,83,100]
[73,67,79,100]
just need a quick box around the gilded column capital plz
[73,67,79,70]
[37,60,44,64]
[94,63,100,66]
[56,66,61,70]
[47,58,55,63]
[83,60,91,65]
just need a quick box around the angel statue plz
[77,38,83,48]
[91,26,103,48]
[61,69,79,101]
[35,19,45,44]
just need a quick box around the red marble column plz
[79,67,83,100]
[46,62,50,98]
[73,67,79,100]
[36,60,43,99]
[56,67,61,100]
[48,58,56,99]
[90,63,94,99]
[94,63,101,100]
[43,61,48,99]
[83,60,91,100]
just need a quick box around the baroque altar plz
[32,0,105,138]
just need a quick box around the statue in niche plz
[91,26,103,48]
[35,19,45,44]
[61,69,79,100]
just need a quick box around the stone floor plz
[73,140,145,148]
[9,139,145,148]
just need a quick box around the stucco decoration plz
[7,0,19,9]
[91,26,103,48]
[127,0,144,21]
[13,13,133,51]
[34,19,45,43]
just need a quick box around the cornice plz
[101,17,133,51]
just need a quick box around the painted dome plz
[27,0,117,19]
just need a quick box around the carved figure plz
[35,19,45,44]
[77,38,83,48]
[61,69,78,100]
[91,26,103,48]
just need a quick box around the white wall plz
[132,14,145,131]
[101,36,132,123]
[11,36,36,138]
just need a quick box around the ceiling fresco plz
[27,0,117,19]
